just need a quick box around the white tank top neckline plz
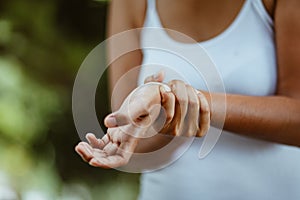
[143,0,273,48]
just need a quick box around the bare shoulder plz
[108,0,147,34]
[262,0,300,20]
[274,0,300,98]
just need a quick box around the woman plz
[76,0,300,199]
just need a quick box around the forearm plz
[135,89,300,154]
[107,0,143,111]
[205,91,300,146]
[108,63,140,111]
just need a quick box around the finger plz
[104,113,129,127]
[144,70,165,84]
[103,142,119,155]
[106,83,163,129]
[197,91,211,137]
[104,105,149,128]
[90,144,131,168]
[86,133,105,149]
[100,134,111,146]
[75,142,94,162]
[106,128,120,143]
[184,86,200,137]
[105,108,151,132]
[75,145,90,162]
[90,136,139,168]
[88,149,111,168]
[89,154,128,169]
[93,149,108,157]
[160,86,175,125]
[168,80,188,136]
[152,86,175,133]
[89,149,108,165]
[115,141,137,164]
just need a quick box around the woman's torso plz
[137,0,300,199]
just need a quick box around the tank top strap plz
[144,0,161,27]
[250,0,274,32]
[146,0,156,13]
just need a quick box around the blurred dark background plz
[0,0,139,199]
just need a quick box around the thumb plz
[105,98,150,128]
[105,98,159,129]
[104,112,130,128]
[106,81,166,128]
[144,70,165,84]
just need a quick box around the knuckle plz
[186,85,196,94]
[168,80,177,87]
[169,79,181,84]
[145,75,156,82]
[185,84,193,90]
[168,80,184,88]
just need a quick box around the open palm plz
[75,83,167,168]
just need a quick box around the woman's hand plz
[75,130,139,168]
[107,72,210,138]
[75,72,211,168]
[145,72,211,137]
[75,83,167,168]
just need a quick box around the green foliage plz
[0,57,61,145]
[0,0,139,199]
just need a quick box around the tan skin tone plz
[75,0,300,168]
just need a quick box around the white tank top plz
[138,0,300,199]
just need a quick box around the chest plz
[156,0,274,43]
[140,0,277,96]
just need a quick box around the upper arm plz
[275,0,300,99]
[107,0,146,110]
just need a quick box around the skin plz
[76,77,210,168]
[75,0,300,168]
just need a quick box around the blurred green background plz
[0,0,140,199]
